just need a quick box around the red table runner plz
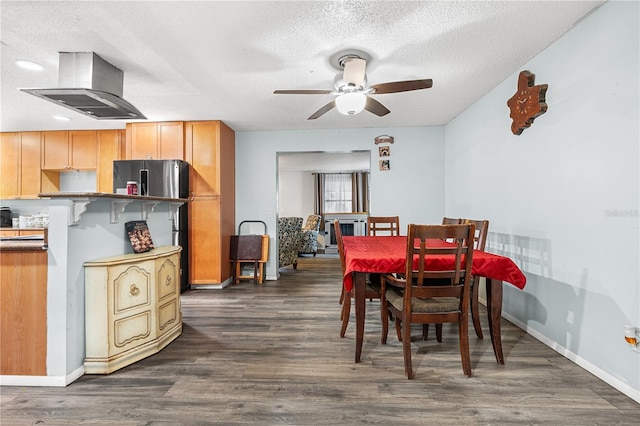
[342,236,526,292]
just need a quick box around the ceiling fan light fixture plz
[335,92,366,116]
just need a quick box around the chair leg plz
[422,324,429,340]
[395,317,402,342]
[435,324,443,342]
[340,290,351,338]
[459,313,472,377]
[381,299,389,344]
[471,276,484,339]
[402,318,414,379]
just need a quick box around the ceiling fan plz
[273,53,433,120]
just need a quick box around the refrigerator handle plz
[140,169,149,196]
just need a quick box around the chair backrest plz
[462,219,489,251]
[441,217,462,225]
[278,217,303,267]
[367,216,400,236]
[403,223,475,304]
[334,219,346,273]
[303,214,322,231]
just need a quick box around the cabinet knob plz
[130,284,140,296]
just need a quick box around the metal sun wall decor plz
[507,70,548,135]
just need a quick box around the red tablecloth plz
[342,236,526,292]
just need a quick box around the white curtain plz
[324,173,353,213]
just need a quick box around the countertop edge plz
[37,192,189,203]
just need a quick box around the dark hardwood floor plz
[1,256,638,425]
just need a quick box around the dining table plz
[341,235,527,364]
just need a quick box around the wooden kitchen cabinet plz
[0,249,48,376]
[185,121,235,286]
[125,121,184,160]
[83,246,182,374]
[185,120,235,196]
[188,197,223,284]
[0,132,19,198]
[41,130,97,170]
[0,132,42,198]
[96,129,125,192]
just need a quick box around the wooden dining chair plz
[428,217,488,342]
[462,218,489,339]
[335,219,381,338]
[367,216,400,236]
[380,223,475,379]
[441,217,462,225]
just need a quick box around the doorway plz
[276,150,370,253]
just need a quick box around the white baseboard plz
[501,310,640,404]
[0,365,84,387]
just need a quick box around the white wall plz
[445,1,639,400]
[236,126,445,278]
[278,170,314,218]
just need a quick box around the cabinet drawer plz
[113,310,152,349]
[157,298,179,337]
[111,264,152,314]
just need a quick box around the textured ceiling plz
[1,1,604,133]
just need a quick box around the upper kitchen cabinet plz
[96,130,125,193]
[0,132,42,198]
[185,120,235,197]
[41,130,97,170]
[126,122,184,160]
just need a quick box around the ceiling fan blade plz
[370,79,433,94]
[274,89,334,95]
[343,57,366,87]
[364,96,390,117]
[308,100,336,120]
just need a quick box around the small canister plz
[126,181,138,195]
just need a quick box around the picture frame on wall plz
[379,160,390,171]
[378,146,390,157]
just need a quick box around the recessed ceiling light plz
[53,115,71,121]
[16,59,44,71]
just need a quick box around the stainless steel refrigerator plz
[113,159,189,292]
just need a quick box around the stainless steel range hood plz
[21,52,146,120]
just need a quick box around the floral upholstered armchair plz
[298,214,322,257]
[278,217,303,269]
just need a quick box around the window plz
[314,172,369,214]
[324,174,352,213]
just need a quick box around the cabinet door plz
[188,197,223,284]
[156,253,180,336]
[0,133,19,198]
[109,261,154,354]
[20,132,42,197]
[158,122,184,160]
[185,121,219,196]
[127,122,158,159]
[97,130,125,192]
[41,131,69,170]
[69,130,97,169]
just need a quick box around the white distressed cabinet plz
[83,246,182,374]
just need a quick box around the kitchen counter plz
[38,192,189,203]
[0,196,180,387]
[0,228,48,251]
